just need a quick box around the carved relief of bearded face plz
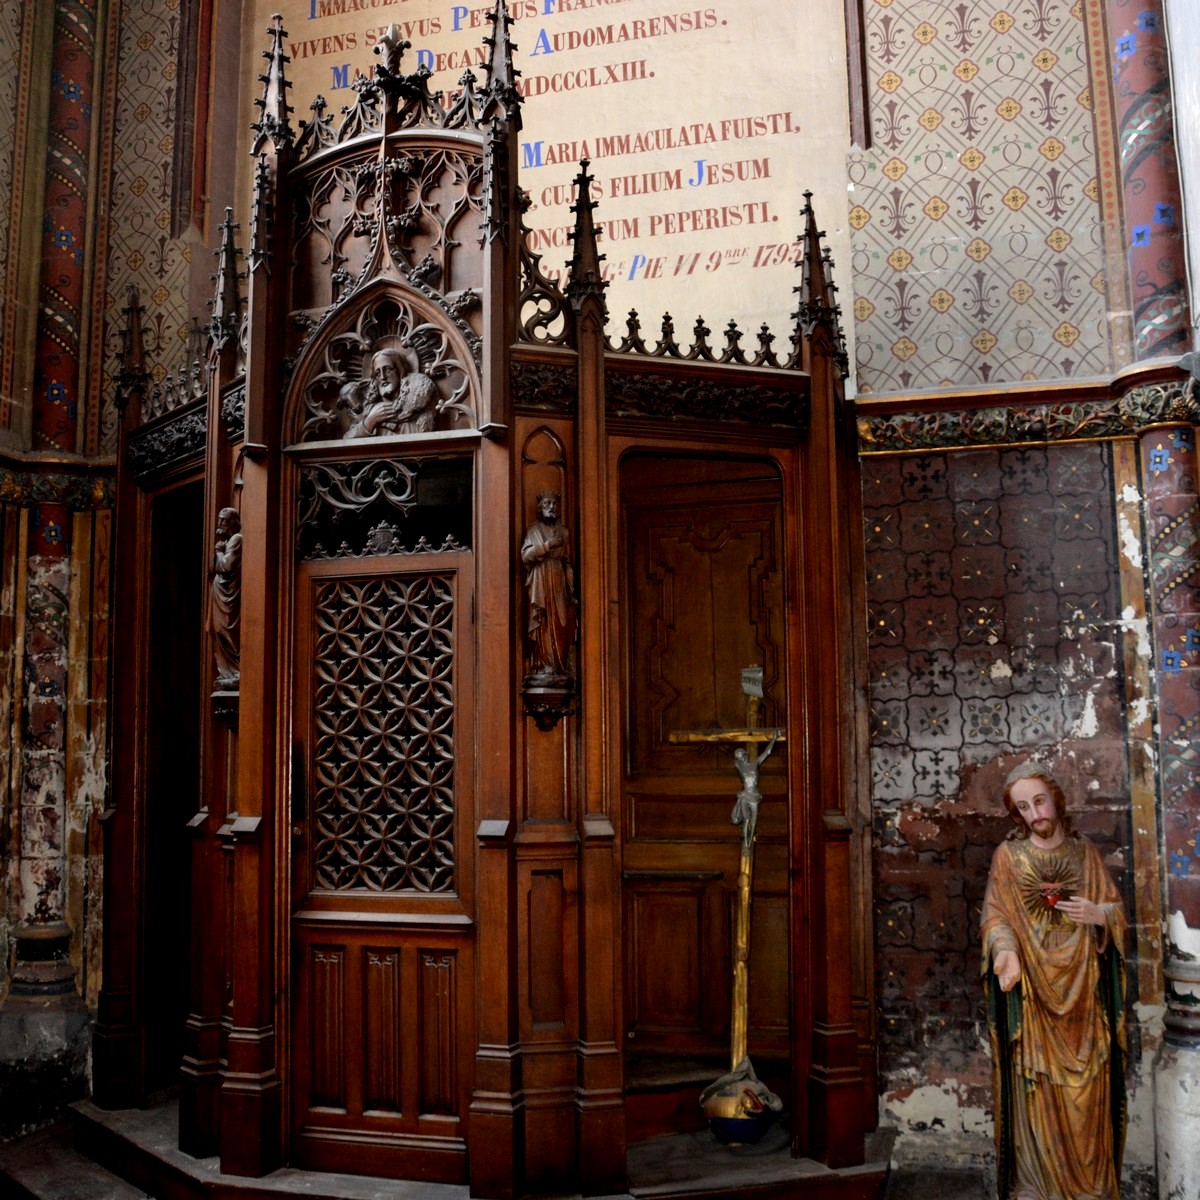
[372,350,405,399]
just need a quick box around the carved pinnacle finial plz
[249,155,274,274]
[796,192,826,315]
[116,285,148,414]
[482,118,511,244]
[481,0,522,128]
[251,13,294,155]
[209,208,245,350]
[566,160,606,314]
[375,24,409,75]
[791,191,848,376]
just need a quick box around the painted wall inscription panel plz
[254,0,854,346]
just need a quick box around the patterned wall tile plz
[99,0,192,454]
[849,0,1113,392]
[864,442,1124,764]
[866,440,1129,1086]
[0,0,23,414]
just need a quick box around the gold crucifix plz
[668,666,785,1141]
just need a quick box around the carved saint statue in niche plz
[521,491,577,684]
[344,346,439,439]
[209,507,243,689]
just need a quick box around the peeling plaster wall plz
[0,501,110,1008]
[864,440,1156,1180]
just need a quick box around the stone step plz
[0,1122,153,1200]
[14,1095,900,1200]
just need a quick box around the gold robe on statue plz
[981,834,1126,1200]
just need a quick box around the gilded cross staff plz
[668,666,785,1141]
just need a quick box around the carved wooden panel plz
[297,457,472,561]
[418,951,458,1117]
[292,295,475,444]
[364,949,402,1113]
[528,869,567,1033]
[625,880,716,1043]
[310,947,346,1109]
[292,928,470,1181]
[624,462,786,776]
[745,895,790,1041]
[310,572,457,893]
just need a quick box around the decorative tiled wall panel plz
[864,441,1131,1088]
[850,0,1113,392]
[0,0,22,413]
[100,0,192,454]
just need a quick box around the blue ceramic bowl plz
[707,1108,778,1145]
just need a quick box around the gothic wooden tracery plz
[309,570,458,894]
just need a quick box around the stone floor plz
[0,1103,992,1200]
[882,1168,989,1200]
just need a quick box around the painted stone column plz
[1109,0,1190,359]
[0,0,98,1129]
[17,0,96,950]
[1111,3,1195,1182]
[1137,393,1200,1196]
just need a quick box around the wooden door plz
[289,549,475,1182]
[621,455,791,1086]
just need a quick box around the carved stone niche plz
[292,293,476,444]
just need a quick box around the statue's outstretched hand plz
[993,949,1020,993]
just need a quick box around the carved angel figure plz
[209,507,243,689]
[345,347,439,439]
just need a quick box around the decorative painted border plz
[0,463,114,509]
[857,380,1196,452]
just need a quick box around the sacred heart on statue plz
[1039,883,1065,907]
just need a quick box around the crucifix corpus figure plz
[981,760,1126,1200]
[731,730,779,854]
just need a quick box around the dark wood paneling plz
[292,927,471,1182]
[364,949,402,1113]
[626,882,710,1041]
[310,947,345,1110]
[289,549,474,1181]
[528,871,567,1031]
[418,951,458,1117]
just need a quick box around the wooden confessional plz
[96,6,875,1197]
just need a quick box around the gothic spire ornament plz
[209,208,245,351]
[481,0,522,128]
[250,12,294,154]
[566,161,606,315]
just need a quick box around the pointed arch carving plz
[285,286,479,445]
[290,139,485,321]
